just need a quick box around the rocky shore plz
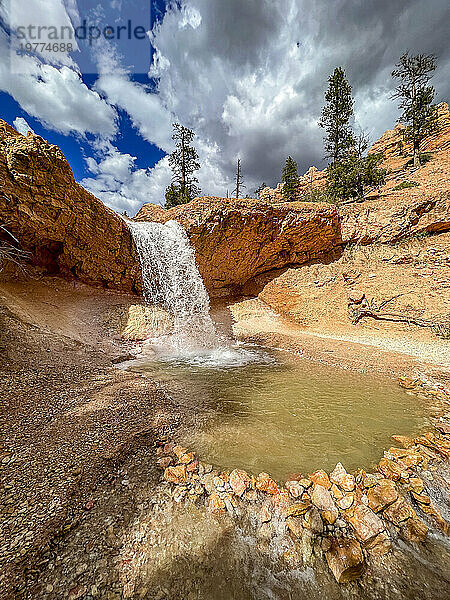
[156,374,449,586]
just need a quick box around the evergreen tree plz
[327,134,386,202]
[165,123,200,207]
[319,67,355,163]
[392,52,439,166]
[281,156,299,202]
[232,158,245,199]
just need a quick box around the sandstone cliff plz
[0,121,140,291]
[135,197,341,296]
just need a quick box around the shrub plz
[393,180,420,190]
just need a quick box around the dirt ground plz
[0,278,200,599]
[238,232,449,372]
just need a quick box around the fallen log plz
[347,293,449,338]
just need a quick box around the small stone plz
[409,477,424,494]
[229,469,251,497]
[411,491,431,505]
[186,460,198,473]
[299,478,312,489]
[330,463,355,492]
[377,458,406,481]
[223,494,236,516]
[310,470,331,489]
[163,441,175,454]
[201,473,215,493]
[84,499,95,511]
[325,538,365,583]
[164,465,187,484]
[45,584,54,593]
[172,445,187,459]
[256,472,278,495]
[286,500,311,517]
[310,484,338,523]
[362,474,378,488]
[330,484,343,500]
[383,498,416,524]
[346,504,385,543]
[285,481,304,498]
[179,452,195,464]
[208,492,225,513]
[338,495,354,510]
[367,480,398,512]
[157,457,172,469]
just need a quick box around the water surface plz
[131,348,428,480]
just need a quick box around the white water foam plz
[127,219,264,368]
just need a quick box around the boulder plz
[367,480,398,512]
[330,463,355,492]
[310,484,339,524]
[0,120,140,291]
[347,504,385,543]
[135,197,341,296]
[325,538,365,583]
[229,469,251,497]
[309,470,331,489]
[164,465,187,484]
[256,472,278,495]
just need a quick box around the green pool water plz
[131,347,429,480]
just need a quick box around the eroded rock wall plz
[135,197,342,296]
[0,120,141,291]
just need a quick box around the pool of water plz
[130,346,429,480]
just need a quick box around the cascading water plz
[128,219,219,352]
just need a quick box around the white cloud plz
[12,116,34,135]
[81,142,172,214]
[0,28,117,137]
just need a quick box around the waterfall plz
[127,219,218,351]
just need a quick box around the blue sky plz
[1,1,167,187]
[1,0,449,215]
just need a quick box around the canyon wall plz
[0,120,141,291]
[134,197,341,296]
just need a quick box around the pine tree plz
[319,67,355,163]
[392,52,439,167]
[232,158,245,199]
[327,134,386,202]
[165,123,200,207]
[282,156,299,202]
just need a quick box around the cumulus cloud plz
[1,0,449,213]
[0,29,117,137]
[81,142,172,214]
[148,0,450,192]
[12,116,34,135]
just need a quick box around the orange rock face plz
[255,472,279,495]
[0,120,140,291]
[134,197,341,296]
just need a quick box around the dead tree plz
[347,292,449,338]
[232,158,245,199]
